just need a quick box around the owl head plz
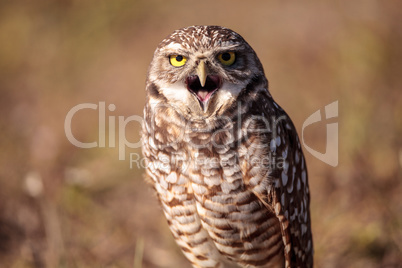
[146,25,267,118]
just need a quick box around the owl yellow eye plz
[169,55,187,67]
[218,52,236,66]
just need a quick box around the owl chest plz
[147,119,269,213]
[145,119,284,266]
[172,147,283,265]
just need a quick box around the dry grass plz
[0,1,401,267]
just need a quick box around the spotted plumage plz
[142,25,313,268]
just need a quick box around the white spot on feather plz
[270,139,276,152]
[301,223,307,235]
[295,151,300,164]
[275,136,281,146]
[166,172,178,183]
[301,170,306,185]
[281,171,288,186]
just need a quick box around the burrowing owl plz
[142,26,313,268]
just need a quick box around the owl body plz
[142,26,313,268]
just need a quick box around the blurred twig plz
[24,172,65,268]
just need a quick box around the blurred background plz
[1,1,401,267]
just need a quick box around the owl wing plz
[247,106,313,268]
[271,111,313,268]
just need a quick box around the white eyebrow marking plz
[163,42,185,51]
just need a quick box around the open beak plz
[186,59,221,111]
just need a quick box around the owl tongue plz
[197,90,210,101]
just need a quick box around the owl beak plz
[197,60,208,87]
[186,59,221,112]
